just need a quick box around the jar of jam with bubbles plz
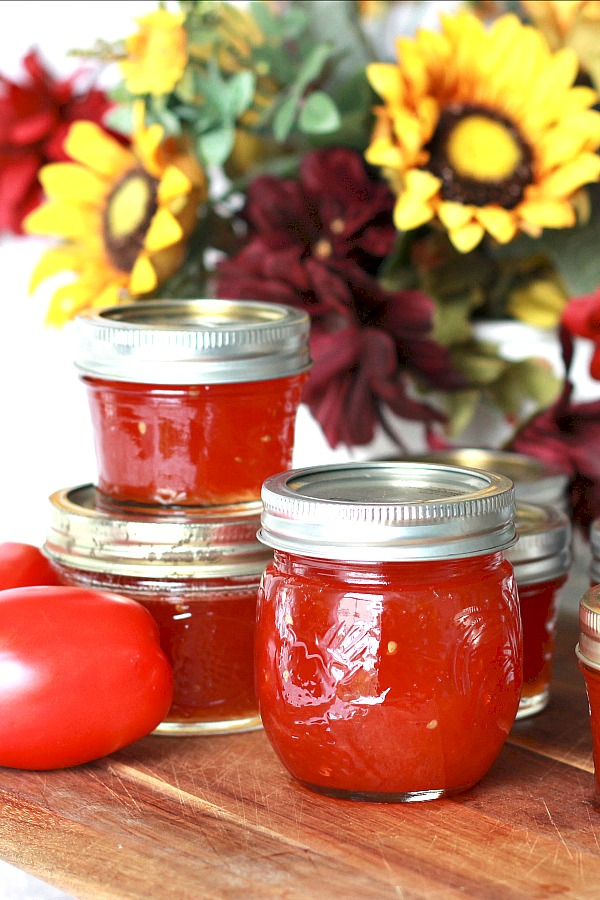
[577,585,600,801]
[74,299,310,509]
[44,485,273,734]
[255,461,522,803]
[507,504,571,720]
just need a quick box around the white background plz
[0,0,599,550]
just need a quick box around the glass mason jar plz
[400,449,570,513]
[589,519,600,585]
[507,504,572,720]
[43,485,273,735]
[576,585,600,801]
[74,299,311,509]
[255,461,521,803]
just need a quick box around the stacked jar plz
[43,299,311,735]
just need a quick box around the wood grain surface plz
[0,577,598,899]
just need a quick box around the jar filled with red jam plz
[577,586,600,801]
[255,461,522,803]
[74,299,311,509]
[43,485,273,734]
[507,504,571,720]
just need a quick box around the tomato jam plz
[577,586,600,801]
[43,485,273,734]
[256,462,521,802]
[74,300,310,508]
[507,504,571,720]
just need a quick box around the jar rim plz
[259,461,517,561]
[506,503,572,584]
[44,485,272,578]
[74,299,311,384]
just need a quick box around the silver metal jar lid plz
[74,299,311,384]
[44,485,273,579]
[400,448,569,509]
[258,461,516,561]
[506,503,572,585]
[577,586,600,671]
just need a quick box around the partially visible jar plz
[508,504,572,720]
[256,461,521,803]
[398,449,570,513]
[576,586,600,801]
[589,518,600,585]
[44,485,273,735]
[74,299,311,509]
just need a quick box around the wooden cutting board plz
[0,593,597,899]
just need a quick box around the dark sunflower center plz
[103,168,159,273]
[426,105,533,209]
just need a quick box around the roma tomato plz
[0,542,62,589]
[0,585,174,770]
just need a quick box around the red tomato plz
[0,585,174,770]
[0,542,62,589]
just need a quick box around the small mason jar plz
[576,586,600,801]
[44,485,273,735]
[256,461,521,803]
[74,299,311,509]
[508,504,572,720]
[589,519,600,585]
[401,449,570,512]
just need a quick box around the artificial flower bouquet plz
[5,0,600,530]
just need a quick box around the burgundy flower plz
[217,147,463,447]
[0,49,117,234]
[509,328,600,533]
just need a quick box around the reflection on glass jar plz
[256,461,522,802]
[44,485,272,734]
[75,299,310,508]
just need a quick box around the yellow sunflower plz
[365,10,600,253]
[24,104,206,326]
[520,1,600,49]
[119,8,187,96]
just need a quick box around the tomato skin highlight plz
[0,585,174,770]
[0,543,62,589]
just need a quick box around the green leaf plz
[227,70,256,119]
[298,92,341,134]
[197,127,236,166]
[103,104,134,137]
[442,390,481,438]
[294,42,335,94]
[272,94,299,142]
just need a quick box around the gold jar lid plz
[44,485,272,579]
[577,585,600,671]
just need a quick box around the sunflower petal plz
[518,198,576,228]
[394,196,435,230]
[45,280,98,328]
[538,153,600,198]
[367,63,404,105]
[474,206,518,244]
[144,207,183,251]
[129,254,158,294]
[65,121,134,179]
[29,245,83,293]
[38,162,108,205]
[448,222,485,253]
[438,201,474,230]
[157,164,193,204]
[23,201,100,239]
